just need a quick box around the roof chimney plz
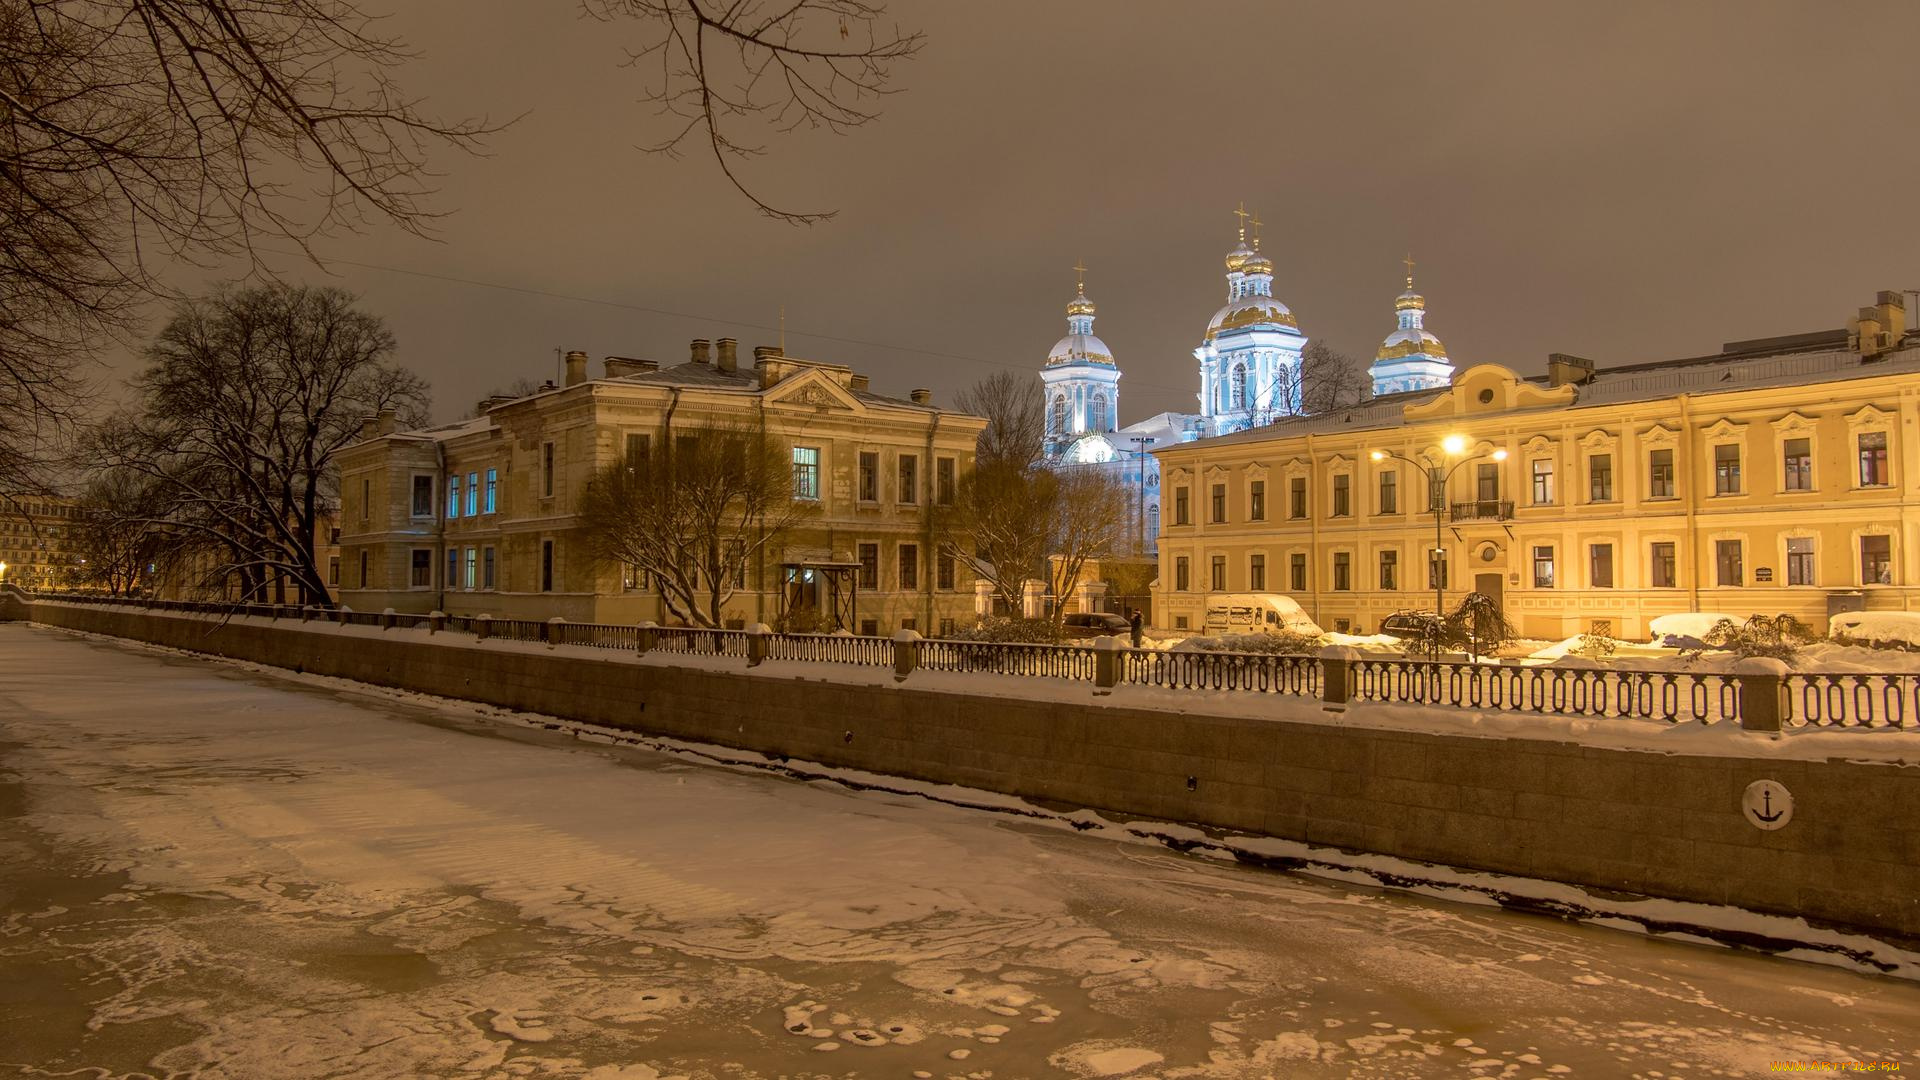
[850,374,870,392]
[1849,290,1906,359]
[376,408,398,435]
[690,338,711,365]
[910,388,932,405]
[564,349,589,387]
[716,337,738,373]
[1546,353,1595,388]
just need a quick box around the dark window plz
[364,479,373,522]
[483,547,496,589]
[1379,549,1398,590]
[1533,545,1555,588]
[1207,553,1227,591]
[937,551,956,590]
[447,549,458,590]
[898,454,919,504]
[1651,542,1676,588]
[861,619,879,637]
[1289,476,1307,518]
[361,550,371,587]
[1427,548,1448,590]
[411,475,433,517]
[792,447,821,501]
[626,434,651,477]
[1648,449,1674,498]
[1174,556,1190,591]
[329,527,340,544]
[542,442,555,498]
[1290,552,1307,591]
[1332,475,1351,517]
[1210,483,1227,523]
[410,549,431,587]
[1174,487,1190,526]
[899,543,919,589]
[1249,553,1266,591]
[1715,539,1742,586]
[1862,534,1892,584]
[1249,480,1266,521]
[1378,470,1397,514]
[1714,443,1741,495]
[1859,432,1888,487]
[1786,537,1814,586]
[1783,437,1812,492]
[541,539,555,592]
[858,451,879,502]
[936,457,956,505]
[1475,463,1499,503]
[1590,543,1614,588]
[327,557,340,586]
[1588,453,1613,502]
[1333,552,1351,591]
[1530,460,1553,504]
[858,543,879,589]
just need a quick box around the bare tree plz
[584,0,923,224]
[67,466,177,596]
[1300,341,1371,414]
[955,370,1045,469]
[1042,469,1128,627]
[467,377,545,418]
[99,283,428,605]
[577,423,812,627]
[938,461,1052,612]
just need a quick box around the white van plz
[1202,593,1324,637]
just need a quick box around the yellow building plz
[0,495,81,590]
[336,339,986,633]
[1154,291,1919,640]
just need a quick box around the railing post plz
[636,621,657,654]
[474,613,491,641]
[746,622,771,667]
[1093,636,1120,695]
[1734,656,1789,734]
[428,610,445,634]
[1317,644,1359,711]
[546,616,565,649]
[892,628,922,683]
[381,607,395,631]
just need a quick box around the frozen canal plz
[2,624,1916,1079]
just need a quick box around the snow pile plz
[1830,610,1920,649]
[1323,631,1404,650]
[1647,612,1739,644]
[1527,636,1583,661]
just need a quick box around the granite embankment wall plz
[19,599,1920,943]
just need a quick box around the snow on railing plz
[1124,650,1319,696]
[1351,659,1743,726]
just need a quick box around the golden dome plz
[1205,299,1299,340]
[1067,293,1097,317]
[1375,335,1448,362]
[1394,289,1426,312]
[1240,252,1273,276]
[1224,243,1255,273]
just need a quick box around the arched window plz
[1091,393,1108,432]
[1232,364,1248,410]
[1050,395,1068,434]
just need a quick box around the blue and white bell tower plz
[1041,262,1124,464]
[1193,208,1309,434]
[1368,255,1456,396]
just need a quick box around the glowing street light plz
[1370,436,1508,656]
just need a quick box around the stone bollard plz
[892,628,922,683]
[1092,636,1121,696]
[636,621,657,654]
[381,607,396,631]
[475,614,491,641]
[1317,644,1361,712]
[1734,656,1789,734]
[546,616,566,649]
[428,610,445,634]
[746,622,772,667]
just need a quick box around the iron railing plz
[765,633,894,666]
[1784,673,1919,729]
[1125,650,1319,695]
[1450,499,1515,522]
[918,639,1096,679]
[1351,659,1742,725]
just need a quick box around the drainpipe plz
[435,439,447,614]
[1680,393,1699,614]
[661,387,681,626]
[1306,433,1321,625]
[924,409,939,633]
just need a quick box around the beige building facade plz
[337,340,986,633]
[1154,292,1920,641]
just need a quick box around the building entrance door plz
[1474,572,1504,609]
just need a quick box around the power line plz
[258,248,1204,399]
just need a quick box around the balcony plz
[1450,499,1515,522]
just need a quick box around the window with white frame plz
[1859,431,1889,487]
[1532,545,1555,588]
[1786,537,1815,586]
[1862,534,1892,585]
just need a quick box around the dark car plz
[1062,612,1132,639]
[1379,610,1444,640]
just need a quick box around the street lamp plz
[1371,439,1507,657]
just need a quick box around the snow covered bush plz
[1171,630,1319,654]
[1685,614,1815,661]
[1829,611,1920,652]
[1573,632,1617,660]
[948,616,1063,644]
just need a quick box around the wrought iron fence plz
[1784,673,1918,729]
[765,633,893,666]
[1351,659,1742,725]
[561,622,641,651]
[918,639,1096,679]
[1124,649,1319,695]
[487,619,546,643]
[652,627,750,657]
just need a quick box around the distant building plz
[1367,259,1456,397]
[336,340,986,633]
[1154,289,1919,640]
[0,496,81,590]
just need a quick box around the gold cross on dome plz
[1403,252,1416,287]
[1250,211,1263,251]
[1233,202,1249,241]
[1073,258,1087,293]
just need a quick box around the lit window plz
[792,446,821,501]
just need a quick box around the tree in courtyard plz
[1259,341,1371,423]
[67,467,179,597]
[939,464,1128,629]
[955,369,1046,469]
[576,423,813,628]
[1446,591,1514,660]
[97,284,429,605]
[1041,469,1130,626]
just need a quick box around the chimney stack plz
[564,349,589,387]
[1850,290,1906,359]
[716,337,738,373]
[1546,353,1595,388]
[376,408,398,435]
[910,388,932,405]
[691,338,711,365]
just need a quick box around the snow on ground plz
[1831,610,1920,649]
[3,622,1920,1079]
[1649,612,1743,642]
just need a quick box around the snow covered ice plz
[2,623,1917,1078]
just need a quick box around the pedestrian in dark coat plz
[1128,608,1144,648]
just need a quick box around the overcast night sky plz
[157,1,1920,424]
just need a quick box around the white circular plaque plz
[1741,780,1793,831]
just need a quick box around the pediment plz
[1204,463,1230,481]
[1639,423,1680,447]
[1522,435,1556,455]
[1325,453,1353,470]
[1577,428,1618,451]
[1848,404,1892,428]
[765,371,863,412]
[1402,363,1578,421]
[1166,467,1193,484]
[1769,411,1816,435]
[1701,417,1747,442]
[1244,462,1269,482]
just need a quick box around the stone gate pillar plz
[1021,579,1047,620]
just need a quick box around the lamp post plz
[1371,436,1507,657]
[1128,435,1156,557]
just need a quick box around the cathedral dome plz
[1375,324,1448,361]
[1048,331,1115,366]
[1206,296,1299,341]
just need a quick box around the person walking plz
[1128,607,1144,648]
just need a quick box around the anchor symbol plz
[1754,787,1784,823]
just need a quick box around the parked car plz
[1379,610,1445,641]
[1062,612,1132,639]
[1201,593,1324,636]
